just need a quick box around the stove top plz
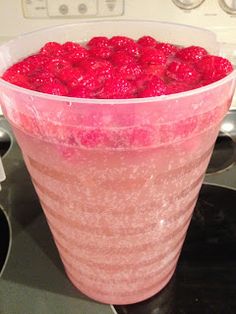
[114,184,236,314]
[0,111,236,314]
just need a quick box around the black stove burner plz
[0,208,10,276]
[0,128,11,157]
[114,184,236,314]
[206,133,235,174]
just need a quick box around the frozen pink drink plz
[0,21,235,304]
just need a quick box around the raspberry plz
[3,60,35,76]
[130,126,155,147]
[176,46,208,62]
[68,86,94,98]
[166,81,191,94]
[29,71,56,88]
[196,55,233,82]
[96,68,114,83]
[110,51,135,66]
[45,57,71,75]
[79,57,97,69]
[109,36,140,57]
[138,77,167,97]
[142,63,165,77]
[174,118,198,139]
[137,36,157,47]
[2,73,32,89]
[120,42,140,58]
[166,61,201,85]
[89,46,112,59]
[140,47,167,65]
[57,67,84,86]
[87,36,109,48]
[196,79,217,88]
[109,36,135,49]
[156,43,179,56]
[98,77,136,99]
[63,67,101,92]
[24,54,50,72]
[61,41,82,52]
[24,54,50,64]
[80,129,107,148]
[116,63,142,81]
[81,59,113,81]
[77,73,102,91]
[37,80,68,96]
[40,42,62,56]
[66,47,89,65]
[135,73,154,91]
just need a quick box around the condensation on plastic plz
[0,21,235,305]
[0,21,235,150]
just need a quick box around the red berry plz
[87,36,109,48]
[176,46,208,62]
[40,42,62,56]
[80,129,107,148]
[29,71,56,88]
[3,60,35,76]
[2,73,32,89]
[109,36,135,49]
[62,66,101,92]
[66,47,89,65]
[196,79,217,88]
[62,41,82,52]
[37,80,68,96]
[45,57,71,75]
[98,77,136,99]
[140,47,167,65]
[138,77,167,97]
[116,63,142,80]
[78,73,102,91]
[65,68,101,91]
[196,55,233,81]
[57,66,83,86]
[24,54,50,72]
[137,36,157,47]
[166,61,201,85]
[135,73,154,91]
[166,81,191,95]
[95,60,113,73]
[130,126,155,147]
[68,86,94,98]
[156,43,179,56]
[89,46,112,59]
[110,51,135,66]
[120,42,141,57]
[80,59,113,82]
[24,54,50,65]
[142,63,165,77]
[79,57,97,68]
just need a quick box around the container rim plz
[0,19,235,105]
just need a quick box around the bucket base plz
[65,268,176,305]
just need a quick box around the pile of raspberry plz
[2,35,233,99]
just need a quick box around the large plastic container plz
[0,21,235,305]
